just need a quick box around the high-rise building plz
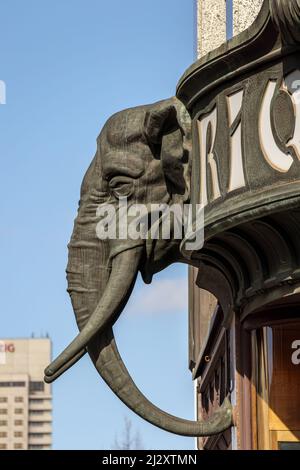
[0,338,52,450]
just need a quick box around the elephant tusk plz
[44,349,87,384]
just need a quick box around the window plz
[29,381,44,393]
[0,432,7,438]
[29,445,44,449]
[14,431,23,438]
[14,420,23,426]
[195,321,231,451]
[0,421,7,426]
[0,444,7,449]
[0,382,25,387]
[0,409,7,415]
[29,421,42,427]
[14,397,23,403]
[29,432,51,438]
[14,408,23,414]
[30,410,44,415]
[226,0,233,39]
[14,443,23,449]
[29,399,44,404]
[254,323,300,449]
[0,397,7,403]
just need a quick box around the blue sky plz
[0,0,197,450]
[226,0,233,39]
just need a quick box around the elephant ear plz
[144,97,192,198]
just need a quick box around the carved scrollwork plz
[270,0,300,44]
[196,207,300,324]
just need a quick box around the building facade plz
[0,338,52,450]
[185,0,300,450]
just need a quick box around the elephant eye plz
[108,176,134,198]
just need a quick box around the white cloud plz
[127,277,188,315]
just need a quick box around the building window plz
[14,420,23,426]
[29,432,51,438]
[14,431,23,438]
[29,421,43,427]
[29,381,44,393]
[0,382,25,387]
[254,323,300,450]
[0,432,7,438]
[226,0,233,39]
[0,397,7,403]
[0,409,7,415]
[29,398,44,404]
[0,444,7,449]
[14,397,23,403]
[0,421,7,426]
[30,410,44,415]
[29,445,45,449]
[14,443,23,449]
[14,408,23,414]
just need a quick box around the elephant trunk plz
[89,328,233,437]
[45,242,233,437]
[45,245,143,381]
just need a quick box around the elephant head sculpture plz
[44,97,233,437]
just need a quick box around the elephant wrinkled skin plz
[44,97,233,437]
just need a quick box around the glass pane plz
[269,324,300,432]
[256,323,300,449]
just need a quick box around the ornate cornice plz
[270,0,300,44]
[193,208,300,322]
[177,0,300,110]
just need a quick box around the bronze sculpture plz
[44,97,233,436]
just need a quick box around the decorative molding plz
[177,0,272,109]
[177,0,300,110]
[191,209,300,322]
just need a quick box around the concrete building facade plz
[0,338,52,450]
[197,0,263,57]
